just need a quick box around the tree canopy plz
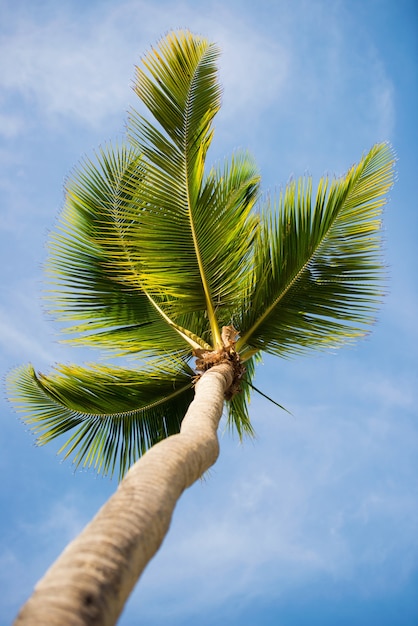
[7,30,395,480]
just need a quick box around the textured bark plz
[15,363,234,626]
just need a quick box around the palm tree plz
[7,30,394,626]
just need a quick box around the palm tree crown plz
[7,30,394,480]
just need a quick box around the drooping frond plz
[236,143,395,357]
[7,360,195,480]
[46,144,210,355]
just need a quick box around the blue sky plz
[1,1,417,624]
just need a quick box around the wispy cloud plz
[0,311,56,366]
[0,285,72,369]
[19,492,89,542]
[0,13,134,129]
[122,387,418,622]
[0,1,289,135]
[0,0,395,181]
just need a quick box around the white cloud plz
[0,1,288,134]
[200,19,290,122]
[0,14,134,129]
[0,310,57,366]
[0,0,395,180]
[20,493,88,543]
[0,285,75,368]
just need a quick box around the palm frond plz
[46,144,212,356]
[133,31,221,157]
[7,360,195,480]
[126,31,260,348]
[195,152,260,325]
[236,143,395,356]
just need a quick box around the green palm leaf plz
[116,147,261,327]
[47,144,211,355]
[236,142,395,356]
[7,360,195,479]
[127,31,260,348]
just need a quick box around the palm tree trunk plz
[15,363,234,626]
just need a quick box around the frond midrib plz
[182,45,221,348]
[32,367,194,421]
